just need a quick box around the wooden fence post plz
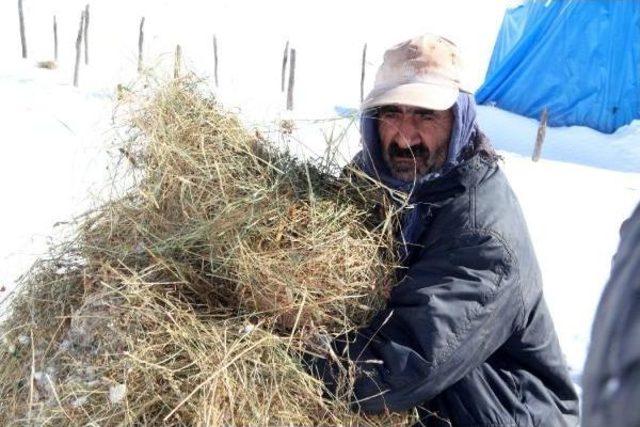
[83,4,90,65]
[18,0,27,58]
[281,40,289,92]
[360,43,367,103]
[138,17,145,73]
[532,107,548,162]
[213,35,219,86]
[286,48,296,110]
[174,44,182,79]
[53,15,58,61]
[73,11,84,87]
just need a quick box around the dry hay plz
[0,77,415,425]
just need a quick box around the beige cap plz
[362,33,465,111]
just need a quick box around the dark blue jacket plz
[311,99,579,425]
[582,203,640,427]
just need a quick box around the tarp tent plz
[476,0,640,134]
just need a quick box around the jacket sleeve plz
[325,229,524,414]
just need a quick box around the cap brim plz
[362,82,459,111]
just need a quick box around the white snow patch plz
[240,323,257,334]
[72,395,89,408]
[109,383,127,404]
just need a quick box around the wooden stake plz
[18,0,27,58]
[360,43,367,103]
[286,48,296,110]
[213,35,219,87]
[281,40,289,92]
[83,4,90,65]
[174,44,182,79]
[137,17,145,73]
[532,107,548,162]
[73,11,84,87]
[53,15,58,61]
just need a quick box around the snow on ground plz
[479,106,640,173]
[2,0,640,390]
[0,0,509,120]
[0,61,116,305]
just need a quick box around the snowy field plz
[2,0,640,392]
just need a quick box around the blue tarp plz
[476,0,640,134]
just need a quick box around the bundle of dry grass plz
[0,78,415,425]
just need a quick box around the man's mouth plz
[391,158,416,170]
[384,142,436,179]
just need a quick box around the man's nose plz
[396,117,420,148]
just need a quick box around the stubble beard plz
[383,143,447,182]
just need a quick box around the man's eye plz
[416,112,434,121]
[380,112,400,120]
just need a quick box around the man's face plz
[377,104,454,182]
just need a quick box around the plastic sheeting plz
[476,0,640,134]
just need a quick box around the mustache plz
[388,142,429,159]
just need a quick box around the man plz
[582,203,640,427]
[308,34,579,426]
